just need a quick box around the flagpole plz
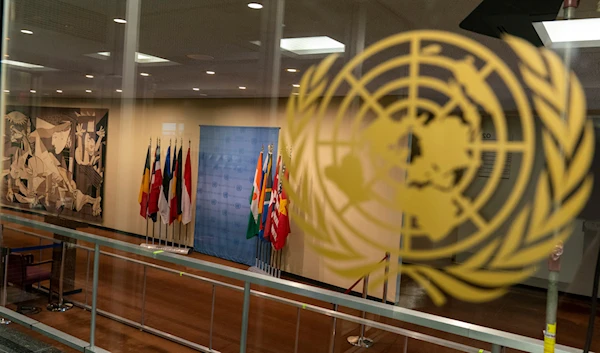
[158,215,162,247]
[255,236,259,268]
[178,222,182,248]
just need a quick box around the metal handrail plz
[5,225,488,353]
[0,214,591,353]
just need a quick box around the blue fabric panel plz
[194,125,279,266]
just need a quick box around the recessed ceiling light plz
[292,84,300,88]
[113,18,127,24]
[198,93,208,97]
[116,89,122,93]
[206,70,215,75]
[247,2,263,9]
[20,29,33,35]
[29,89,36,93]
[286,68,298,73]
[1,59,45,69]
[4,54,8,58]
[86,90,92,93]
[293,92,299,96]
[3,90,9,93]
[56,89,63,93]
[534,18,600,48]
[239,86,247,90]
[193,88,200,91]
[140,72,150,76]
[252,36,345,55]
[85,74,94,79]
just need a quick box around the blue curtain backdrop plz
[194,125,279,266]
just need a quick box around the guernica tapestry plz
[2,107,108,222]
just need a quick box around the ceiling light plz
[292,84,300,88]
[206,70,215,75]
[4,54,8,58]
[29,89,36,93]
[252,36,345,55]
[239,86,247,90]
[56,89,63,93]
[86,90,92,93]
[247,2,263,9]
[286,68,298,73]
[92,51,170,64]
[3,90,9,93]
[85,74,94,79]
[140,72,150,76]
[534,18,600,48]
[116,89,122,93]
[193,88,200,91]
[20,29,33,35]
[113,18,127,24]
[1,59,45,69]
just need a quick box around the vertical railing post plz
[89,244,100,349]
[141,265,147,326]
[0,244,10,325]
[329,304,338,353]
[209,284,216,351]
[491,344,504,353]
[84,248,90,307]
[293,307,301,353]
[240,282,251,353]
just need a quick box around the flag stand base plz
[347,336,374,348]
[248,266,268,275]
[139,243,190,255]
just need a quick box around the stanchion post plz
[90,244,100,349]
[347,275,374,348]
[383,252,390,303]
[47,242,73,311]
[141,265,147,326]
[240,282,251,353]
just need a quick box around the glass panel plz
[1,0,599,352]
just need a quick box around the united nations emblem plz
[282,30,594,305]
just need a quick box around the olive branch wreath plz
[281,35,594,306]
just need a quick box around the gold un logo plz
[282,30,594,305]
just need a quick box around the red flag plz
[273,168,290,250]
[182,147,193,224]
[265,156,281,242]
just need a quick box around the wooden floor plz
[1,212,599,353]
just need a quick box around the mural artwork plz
[2,107,108,222]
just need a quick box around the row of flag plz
[246,149,290,250]
[139,141,193,225]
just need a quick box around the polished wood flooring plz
[1,211,599,353]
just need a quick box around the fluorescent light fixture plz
[116,89,122,93]
[29,90,36,93]
[56,90,63,93]
[534,18,600,48]
[247,2,263,9]
[86,89,92,93]
[2,59,44,69]
[20,29,33,35]
[252,36,345,55]
[93,51,170,64]
[206,70,215,75]
[193,87,200,91]
[140,72,150,76]
[286,68,298,73]
[86,74,94,79]
[113,18,127,24]
[239,86,247,90]
[292,84,300,88]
